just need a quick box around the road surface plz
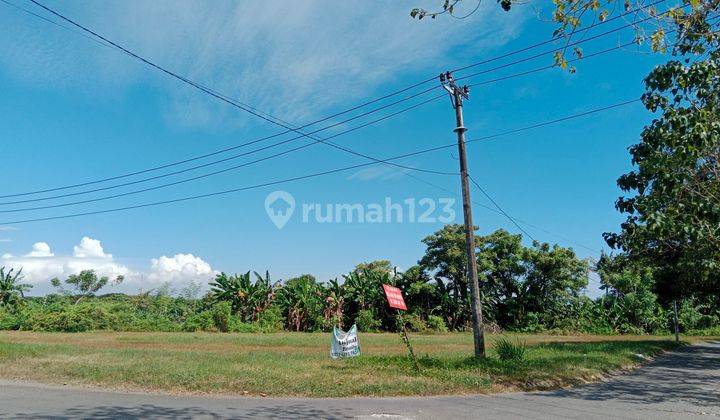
[1,342,717,419]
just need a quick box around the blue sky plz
[0,0,666,296]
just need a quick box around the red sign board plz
[382,284,407,311]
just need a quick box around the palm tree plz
[0,267,31,309]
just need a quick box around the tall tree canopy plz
[414,0,720,300]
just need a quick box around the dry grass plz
[0,331,701,397]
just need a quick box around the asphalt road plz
[1,342,717,419]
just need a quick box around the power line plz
[0,35,644,206]
[405,172,599,252]
[0,90,641,211]
[0,95,449,212]
[0,94,451,207]
[448,0,666,74]
[467,173,537,242]
[0,81,441,201]
[452,8,668,84]
[1,0,663,199]
[0,98,640,221]
[0,0,109,48]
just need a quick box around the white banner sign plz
[330,324,360,359]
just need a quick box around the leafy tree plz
[411,0,719,302]
[277,274,324,331]
[419,224,480,328]
[343,261,400,330]
[51,270,123,304]
[477,230,526,327]
[412,1,718,70]
[397,265,440,318]
[517,242,589,328]
[596,254,665,333]
[0,267,31,309]
[605,47,720,301]
[322,278,345,328]
[353,260,394,276]
[209,271,276,322]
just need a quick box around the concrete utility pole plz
[440,71,485,358]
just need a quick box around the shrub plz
[20,304,114,332]
[678,301,718,331]
[426,315,448,332]
[210,301,233,332]
[0,307,19,330]
[182,311,216,332]
[126,315,179,332]
[356,309,381,332]
[228,319,261,333]
[255,305,285,332]
[404,313,427,332]
[516,312,544,333]
[495,337,526,361]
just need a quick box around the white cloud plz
[5,239,129,287]
[0,237,216,294]
[0,1,528,128]
[73,236,111,259]
[24,242,54,258]
[347,166,409,181]
[147,253,217,285]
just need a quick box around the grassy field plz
[0,331,701,397]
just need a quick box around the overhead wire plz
[0,0,674,252]
[0,0,666,200]
[467,173,537,242]
[0,98,640,223]
[0,28,653,206]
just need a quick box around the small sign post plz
[382,284,407,311]
[382,284,419,371]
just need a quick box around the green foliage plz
[420,224,474,329]
[209,271,275,322]
[0,267,31,310]
[477,230,525,327]
[518,241,589,328]
[322,278,344,329]
[403,313,427,332]
[51,270,123,304]
[22,303,114,332]
[599,4,720,302]
[356,309,381,332]
[343,261,399,330]
[426,315,448,332]
[0,307,20,330]
[494,337,526,361]
[2,224,717,335]
[277,275,324,331]
[182,310,216,332]
[255,305,285,332]
[677,299,720,332]
[210,301,233,332]
[228,320,261,333]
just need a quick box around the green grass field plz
[0,331,698,397]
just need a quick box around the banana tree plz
[276,275,323,331]
[209,271,276,322]
[0,267,32,309]
[323,278,344,328]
